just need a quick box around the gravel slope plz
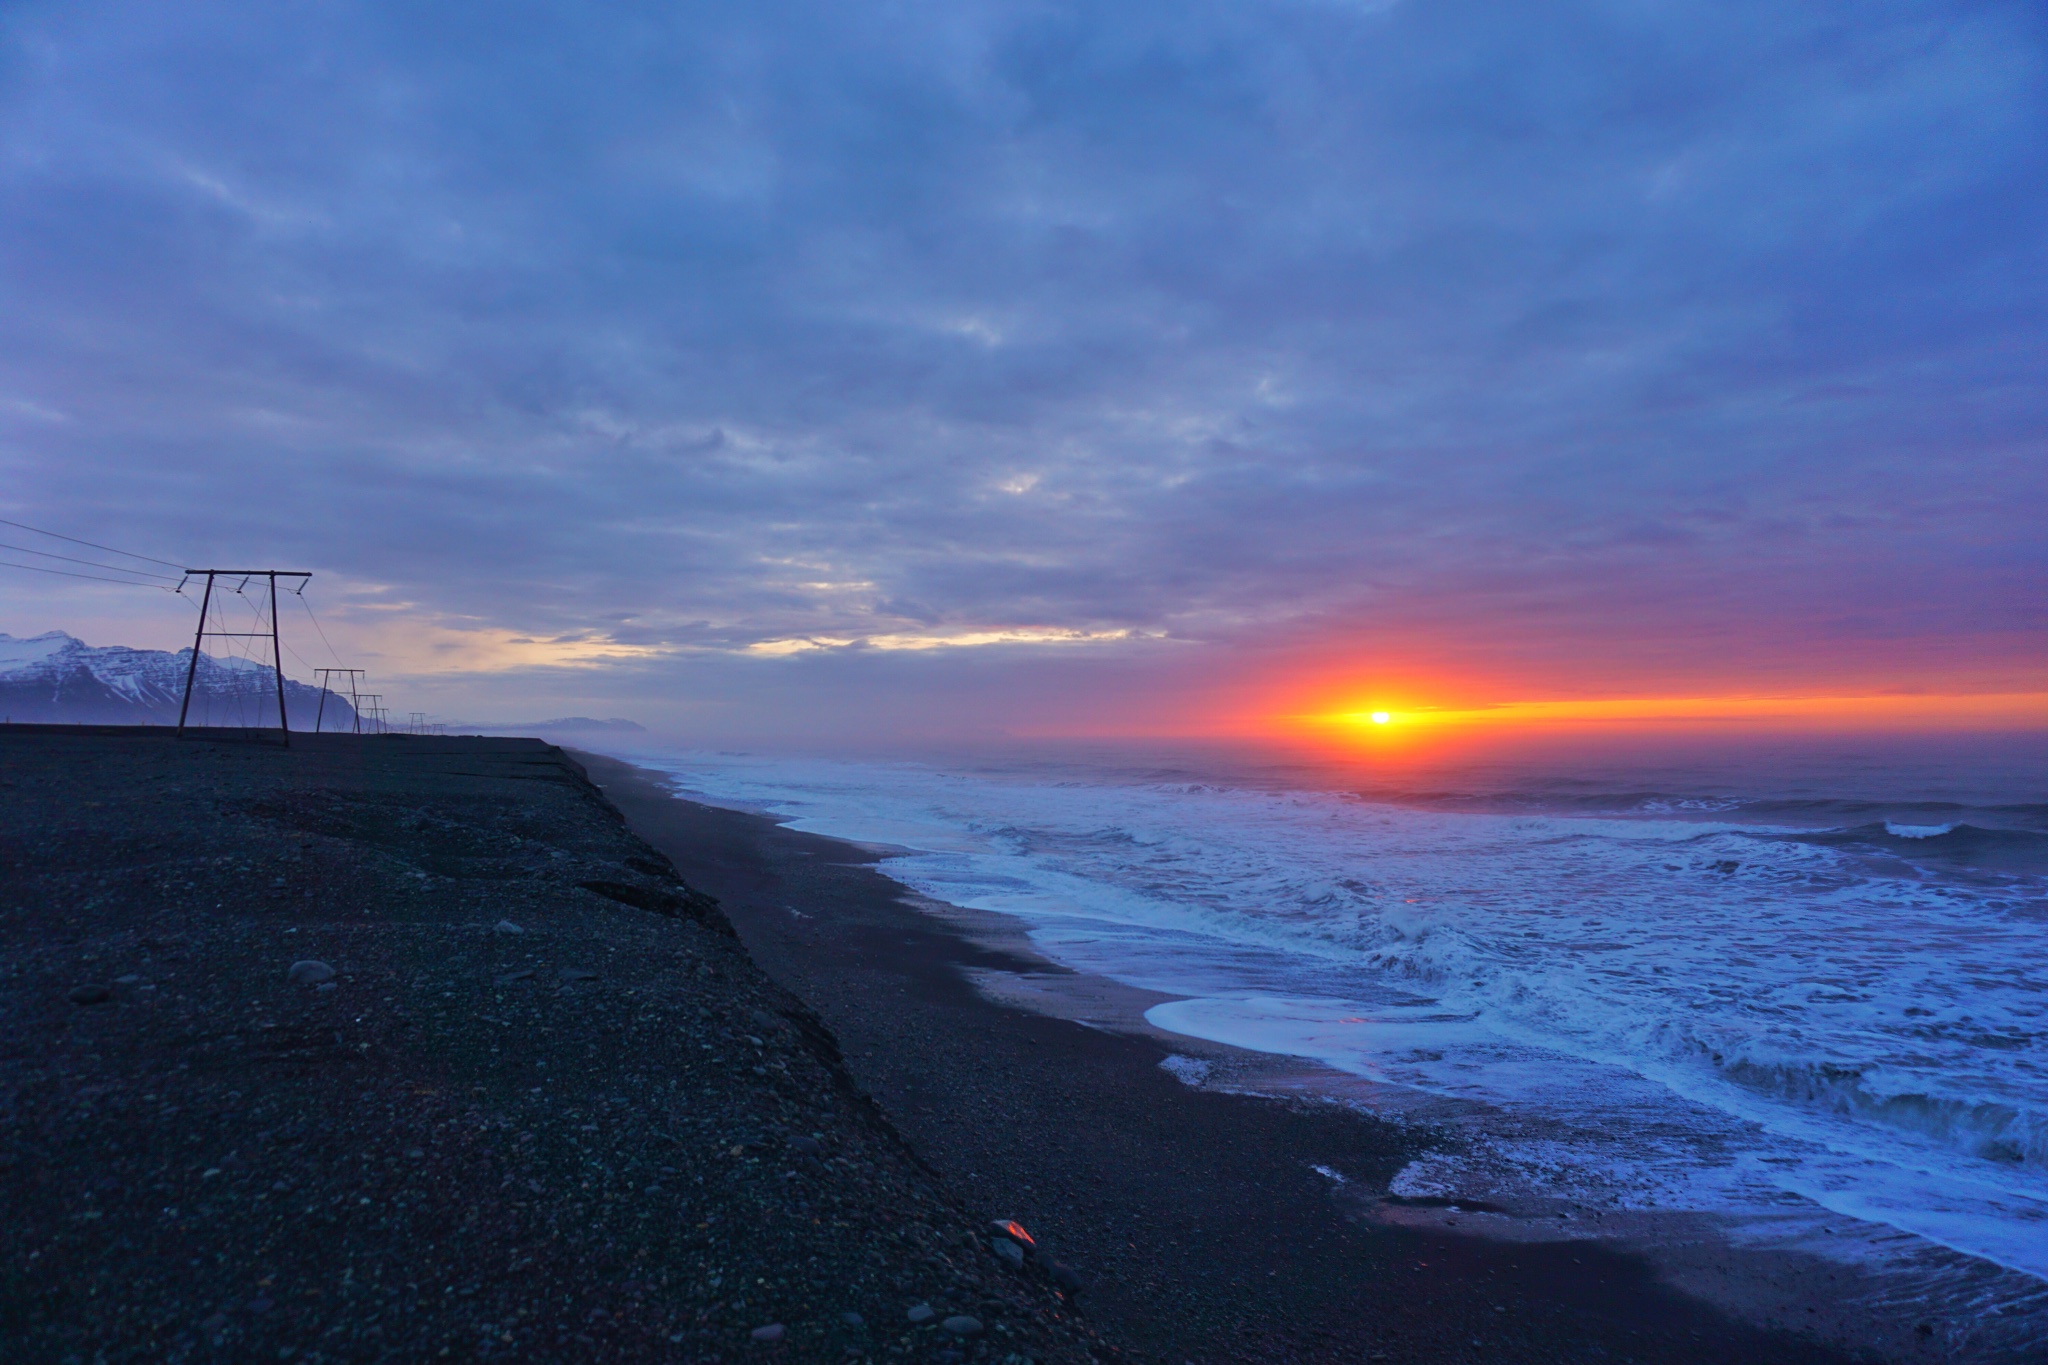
[0,728,1109,1365]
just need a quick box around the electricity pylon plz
[313,668,366,734]
[175,570,311,743]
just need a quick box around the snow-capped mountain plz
[0,631,358,729]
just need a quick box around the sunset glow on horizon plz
[1288,689,2048,740]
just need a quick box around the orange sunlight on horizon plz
[1279,688,2048,741]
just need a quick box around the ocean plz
[615,732,2047,1300]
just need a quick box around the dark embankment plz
[574,750,1868,1365]
[0,728,1107,1364]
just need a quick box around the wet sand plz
[578,750,1926,1365]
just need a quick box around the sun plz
[1369,711,1390,724]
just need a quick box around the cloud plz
[0,0,2041,736]
[745,626,1146,655]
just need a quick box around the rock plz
[315,982,337,993]
[67,984,112,1005]
[991,1239,1025,1270]
[841,1312,865,1327]
[1046,1260,1086,1294]
[750,1323,785,1342]
[287,960,335,985]
[991,1219,1035,1248]
[907,1304,936,1324]
[114,974,141,985]
[942,1316,984,1338]
[495,920,525,935]
[558,967,598,982]
[789,1135,823,1157]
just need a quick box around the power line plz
[297,591,345,667]
[0,539,182,581]
[279,633,320,674]
[0,516,185,569]
[0,557,181,589]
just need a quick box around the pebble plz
[991,1219,1035,1247]
[558,967,598,982]
[495,920,525,935]
[790,1135,823,1157]
[287,960,335,985]
[941,1316,984,1338]
[1046,1260,1086,1294]
[842,1311,865,1327]
[991,1240,1025,1269]
[907,1304,936,1324]
[750,1323,785,1342]
[68,984,112,1005]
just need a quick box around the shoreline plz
[576,749,1979,1365]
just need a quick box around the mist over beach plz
[2,0,2044,1360]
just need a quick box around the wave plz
[1708,1053,2045,1167]
[1361,787,2048,827]
[1886,821,1957,838]
[1763,821,2048,874]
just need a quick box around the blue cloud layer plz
[1,0,2042,718]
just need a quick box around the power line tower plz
[313,668,366,734]
[175,569,312,743]
[358,694,386,734]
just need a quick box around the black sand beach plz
[574,752,1893,1365]
[0,728,1105,1364]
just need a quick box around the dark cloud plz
[0,0,2042,732]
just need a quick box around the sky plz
[0,0,2043,744]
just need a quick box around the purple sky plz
[1,0,2043,739]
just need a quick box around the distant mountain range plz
[0,631,358,729]
[439,716,648,736]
